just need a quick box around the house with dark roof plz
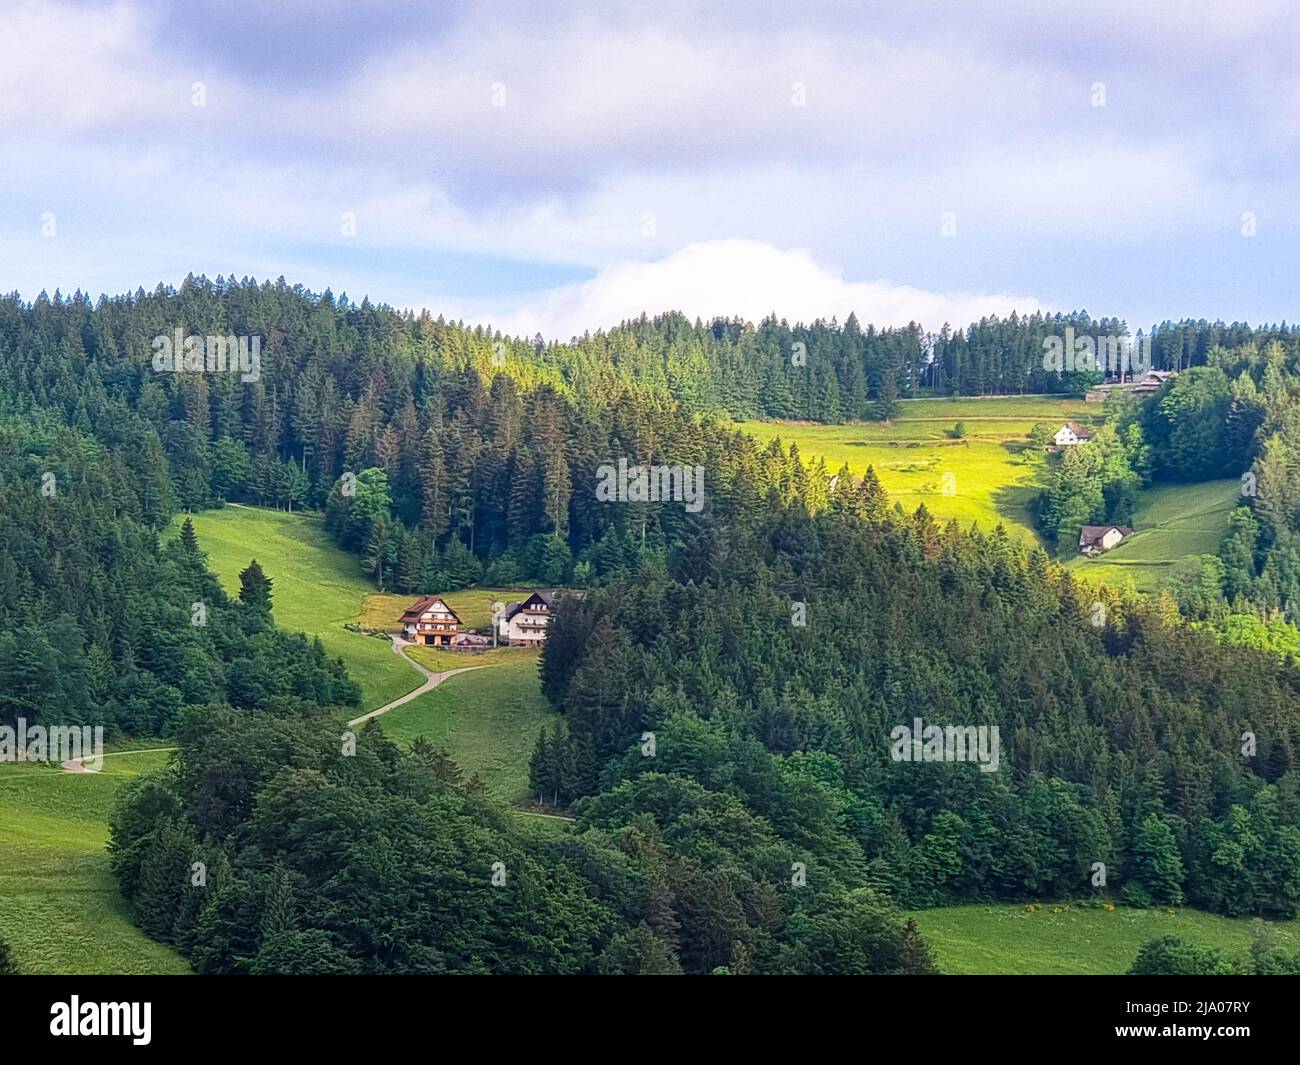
[399,596,461,646]
[1086,369,1178,402]
[1078,524,1133,556]
[1131,369,1177,395]
[497,590,559,646]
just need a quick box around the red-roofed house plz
[400,596,461,646]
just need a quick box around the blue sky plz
[2,0,1299,338]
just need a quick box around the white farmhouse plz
[1053,422,1094,447]
[497,590,558,646]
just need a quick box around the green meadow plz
[1065,479,1240,595]
[178,507,556,803]
[910,902,1297,975]
[0,751,190,975]
[736,396,1095,543]
[739,401,1237,596]
[374,654,558,802]
[174,507,421,712]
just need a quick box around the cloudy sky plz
[2,0,1298,338]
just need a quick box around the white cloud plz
[472,239,1051,340]
[2,0,1298,324]
[0,1,189,129]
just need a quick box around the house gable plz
[400,595,461,625]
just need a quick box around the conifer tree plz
[238,560,273,612]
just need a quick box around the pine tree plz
[875,373,901,422]
[528,729,551,802]
[365,515,394,589]
[261,869,298,938]
[1132,814,1186,906]
[543,446,572,538]
[507,450,541,547]
[419,429,449,547]
[238,560,273,612]
[898,918,936,974]
[857,466,888,520]
[179,517,202,558]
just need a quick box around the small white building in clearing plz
[1078,524,1133,556]
[497,590,558,646]
[1053,422,1094,447]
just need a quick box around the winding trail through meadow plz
[345,636,481,726]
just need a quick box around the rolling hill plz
[174,507,558,802]
[736,396,1093,544]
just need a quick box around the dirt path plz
[61,747,179,773]
[346,636,481,726]
[59,642,479,768]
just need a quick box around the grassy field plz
[890,395,1092,418]
[406,644,539,673]
[0,752,190,975]
[178,507,557,803]
[375,653,558,802]
[1065,479,1239,594]
[736,396,1094,543]
[910,902,1298,975]
[738,402,1237,593]
[174,507,422,712]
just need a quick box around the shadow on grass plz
[991,455,1053,542]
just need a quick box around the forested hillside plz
[536,502,1300,919]
[1028,337,1300,660]
[108,703,936,974]
[7,280,1300,596]
[0,418,357,737]
[1212,349,1300,626]
[7,279,1300,973]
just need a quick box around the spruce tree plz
[1132,814,1186,906]
[238,560,273,612]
